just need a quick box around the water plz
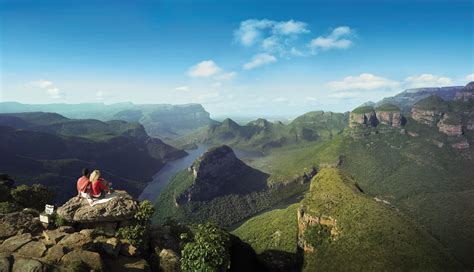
[138,144,262,201]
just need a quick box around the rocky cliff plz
[410,88,474,150]
[454,81,474,102]
[349,104,404,129]
[175,145,268,205]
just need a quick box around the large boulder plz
[0,234,33,255]
[0,211,43,240]
[57,190,138,223]
[60,250,104,271]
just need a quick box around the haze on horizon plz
[1,0,473,118]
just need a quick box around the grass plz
[375,103,400,112]
[232,204,299,254]
[351,106,374,114]
[233,168,462,271]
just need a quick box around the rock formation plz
[454,81,474,102]
[57,190,138,224]
[349,104,404,129]
[437,113,463,137]
[175,145,268,205]
[296,206,340,253]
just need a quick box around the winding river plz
[138,144,262,201]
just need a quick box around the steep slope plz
[0,102,215,139]
[234,168,461,271]
[175,111,348,151]
[0,112,187,203]
[153,145,315,227]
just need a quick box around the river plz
[138,144,263,201]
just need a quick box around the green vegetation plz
[0,181,55,213]
[153,168,307,227]
[375,103,400,112]
[413,95,449,111]
[300,168,460,271]
[351,105,374,114]
[232,204,299,254]
[234,168,462,271]
[303,224,331,248]
[173,111,347,151]
[180,223,231,272]
[117,200,155,252]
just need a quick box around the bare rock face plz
[437,114,463,137]
[411,108,443,126]
[450,137,470,150]
[0,211,43,240]
[57,190,138,223]
[349,105,404,129]
[411,95,447,126]
[454,82,474,102]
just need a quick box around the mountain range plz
[0,102,215,139]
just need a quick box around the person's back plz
[77,168,91,197]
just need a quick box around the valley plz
[1,81,473,271]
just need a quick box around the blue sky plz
[1,0,473,118]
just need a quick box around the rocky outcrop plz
[57,190,138,224]
[296,206,340,253]
[411,95,447,126]
[437,114,463,137]
[0,210,43,240]
[175,145,269,205]
[454,81,474,102]
[349,104,404,129]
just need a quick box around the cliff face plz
[454,82,474,102]
[437,114,463,137]
[349,105,404,135]
[175,145,268,205]
[410,90,473,150]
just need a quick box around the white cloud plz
[214,72,237,81]
[272,20,309,35]
[272,97,289,103]
[46,88,64,99]
[465,74,474,82]
[243,53,277,70]
[404,74,452,88]
[326,73,400,91]
[175,86,190,92]
[234,19,274,47]
[234,19,309,59]
[305,96,318,102]
[309,26,354,52]
[187,60,222,78]
[29,79,53,89]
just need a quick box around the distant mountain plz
[234,168,462,271]
[175,111,348,151]
[0,102,216,139]
[375,85,466,113]
[0,112,187,203]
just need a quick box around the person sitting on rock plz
[90,169,111,199]
[77,168,91,198]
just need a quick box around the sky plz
[1,0,473,118]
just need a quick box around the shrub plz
[180,223,231,272]
[303,223,331,248]
[117,200,155,253]
[0,201,19,214]
[11,184,55,211]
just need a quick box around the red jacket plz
[77,176,90,194]
[91,178,109,196]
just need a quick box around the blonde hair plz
[89,170,101,183]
